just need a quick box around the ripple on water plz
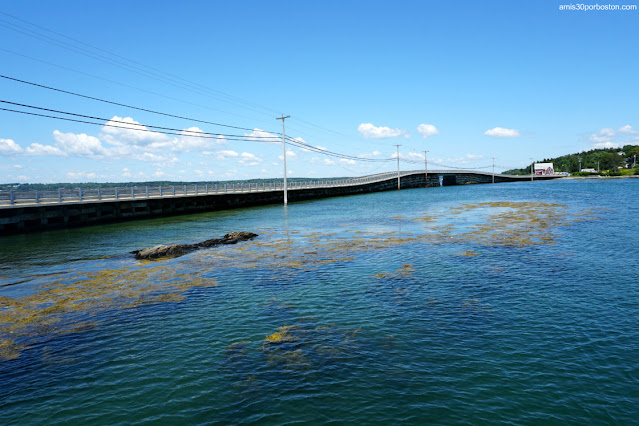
[1,181,639,424]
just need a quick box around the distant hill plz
[503,145,639,175]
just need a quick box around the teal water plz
[1,179,638,424]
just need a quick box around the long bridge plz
[0,170,559,235]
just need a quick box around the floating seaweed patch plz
[265,348,311,372]
[263,325,298,345]
[0,263,219,362]
[459,250,480,257]
[374,272,395,279]
[226,340,252,363]
[411,215,436,223]
[0,339,22,361]
[192,201,585,292]
[396,264,415,277]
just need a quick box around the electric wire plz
[0,74,277,133]
[0,107,275,142]
[0,10,283,117]
[0,11,381,146]
[0,48,279,130]
[0,105,393,163]
[0,11,277,112]
[0,99,281,140]
[0,103,503,170]
[0,17,281,119]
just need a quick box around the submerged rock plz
[132,232,258,260]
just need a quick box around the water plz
[1,179,638,424]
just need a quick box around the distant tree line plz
[503,145,639,175]
[0,177,349,192]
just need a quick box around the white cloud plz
[278,150,297,160]
[216,150,239,159]
[484,127,521,138]
[176,127,226,152]
[25,142,66,156]
[53,130,109,157]
[122,168,132,177]
[358,150,383,158]
[588,124,639,148]
[67,171,97,180]
[391,151,425,160]
[591,141,619,149]
[589,128,616,143]
[239,152,262,166]
[101,116,172,147]
[416,124,440,138]
[466,154,483,160]
[153,170,166,178]
[311,157,336,165]
[358,123,407,139]
[0,138,23,155]
[244,128,280,143]
[133,152,173,162]
[339,159,356,165]
[444,154,485,165]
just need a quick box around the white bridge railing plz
[0,169,511,207]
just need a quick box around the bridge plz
[0,170,559,235]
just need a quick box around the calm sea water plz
[1,179,638,424]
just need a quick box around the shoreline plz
[561,175,639,180]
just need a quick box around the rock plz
[133,232,258,260]
[223,232,258,241]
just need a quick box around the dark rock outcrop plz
[132,232,258,260]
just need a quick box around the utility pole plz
[394,144,401,190]
[578,157,582,173]
[530,158,534,182]
[424,150,429,187]
[276,115,290,205]
[492,157,495,184]
[597,160,600,172]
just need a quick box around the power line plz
[0,11,380,148]
[0,106,272,142]
[0,16,281,119]
[0,74,275,133]
[0,99,280,140]
[0,10,280,116]
[0,104,393,164]
[284,135,391,163]
[0,102,505,171]
[0,48,278,130]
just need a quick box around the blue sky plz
[1,1,638,183]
